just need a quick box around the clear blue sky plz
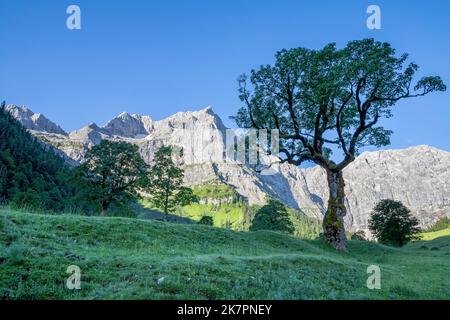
[1,0,449,151]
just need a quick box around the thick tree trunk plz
[323,169,348,251]
[100,201,109,217]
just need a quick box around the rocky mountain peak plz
[5,104,449,234]
[161,106,226,132]
[5,104,67,135]
[102,112,151,138]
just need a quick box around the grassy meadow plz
[1,208,449,300]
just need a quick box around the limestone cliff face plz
[102,112,152,138]
[22,106,226,165]
[6,105,67,135]
[269,146,450,234]
[7,105,450,233]
[181,146,450,235]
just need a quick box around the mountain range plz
[5,104,450,236]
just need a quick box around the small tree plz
[369,199,420,247]
[146,146,198,219]
[77,140,147,216]
[250,198,294,234]
[198,215,214,226]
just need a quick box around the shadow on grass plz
[408,235,450,251]
[132,202,197,225]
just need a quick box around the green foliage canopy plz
[369,199,420,247]
[233,38,445,250]
[250,198,294,234]
[0,102,72,211]
[146,146,198,216]
[76,140,147,215]
[198,215,214,226]
[232,38,446,169]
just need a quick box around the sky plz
[1,0,449,153]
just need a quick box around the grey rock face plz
[5,105,67,135]
[183,146,450,234]
[102,112,152,138]
[343,146,450,232]
[18,106,227,166]
[268,146,450,234]
[7,105,450,233]
[149,106,227,164]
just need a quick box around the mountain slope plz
[268,145,450,234]
[0,106,71,210]
[1,209,449,299]
[5,105,67,135]
[6,105,450,233]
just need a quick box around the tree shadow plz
[408,235,450,251]
[132,202,197,224]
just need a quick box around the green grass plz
[424,217,450,233]
[178,183,244,228]
[141,182,321,238]
[179,203,244,228]
[192,183,237,199]
[1,209,449,300]
[419,227,450,241]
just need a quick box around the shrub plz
[11,190,42,211]
[250,198,294,234]
[109,201,138,218]
[369,199,420,247]
[350,230,366,241]
[198,215,214,226]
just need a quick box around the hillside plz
[6,104,450,235]
[1,209,449,299]
[0,105,71,211]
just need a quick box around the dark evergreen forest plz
[0,102,72,211]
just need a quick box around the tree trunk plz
[100,201,109,217]
[323,169,348,251]
[163,191,169,221]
